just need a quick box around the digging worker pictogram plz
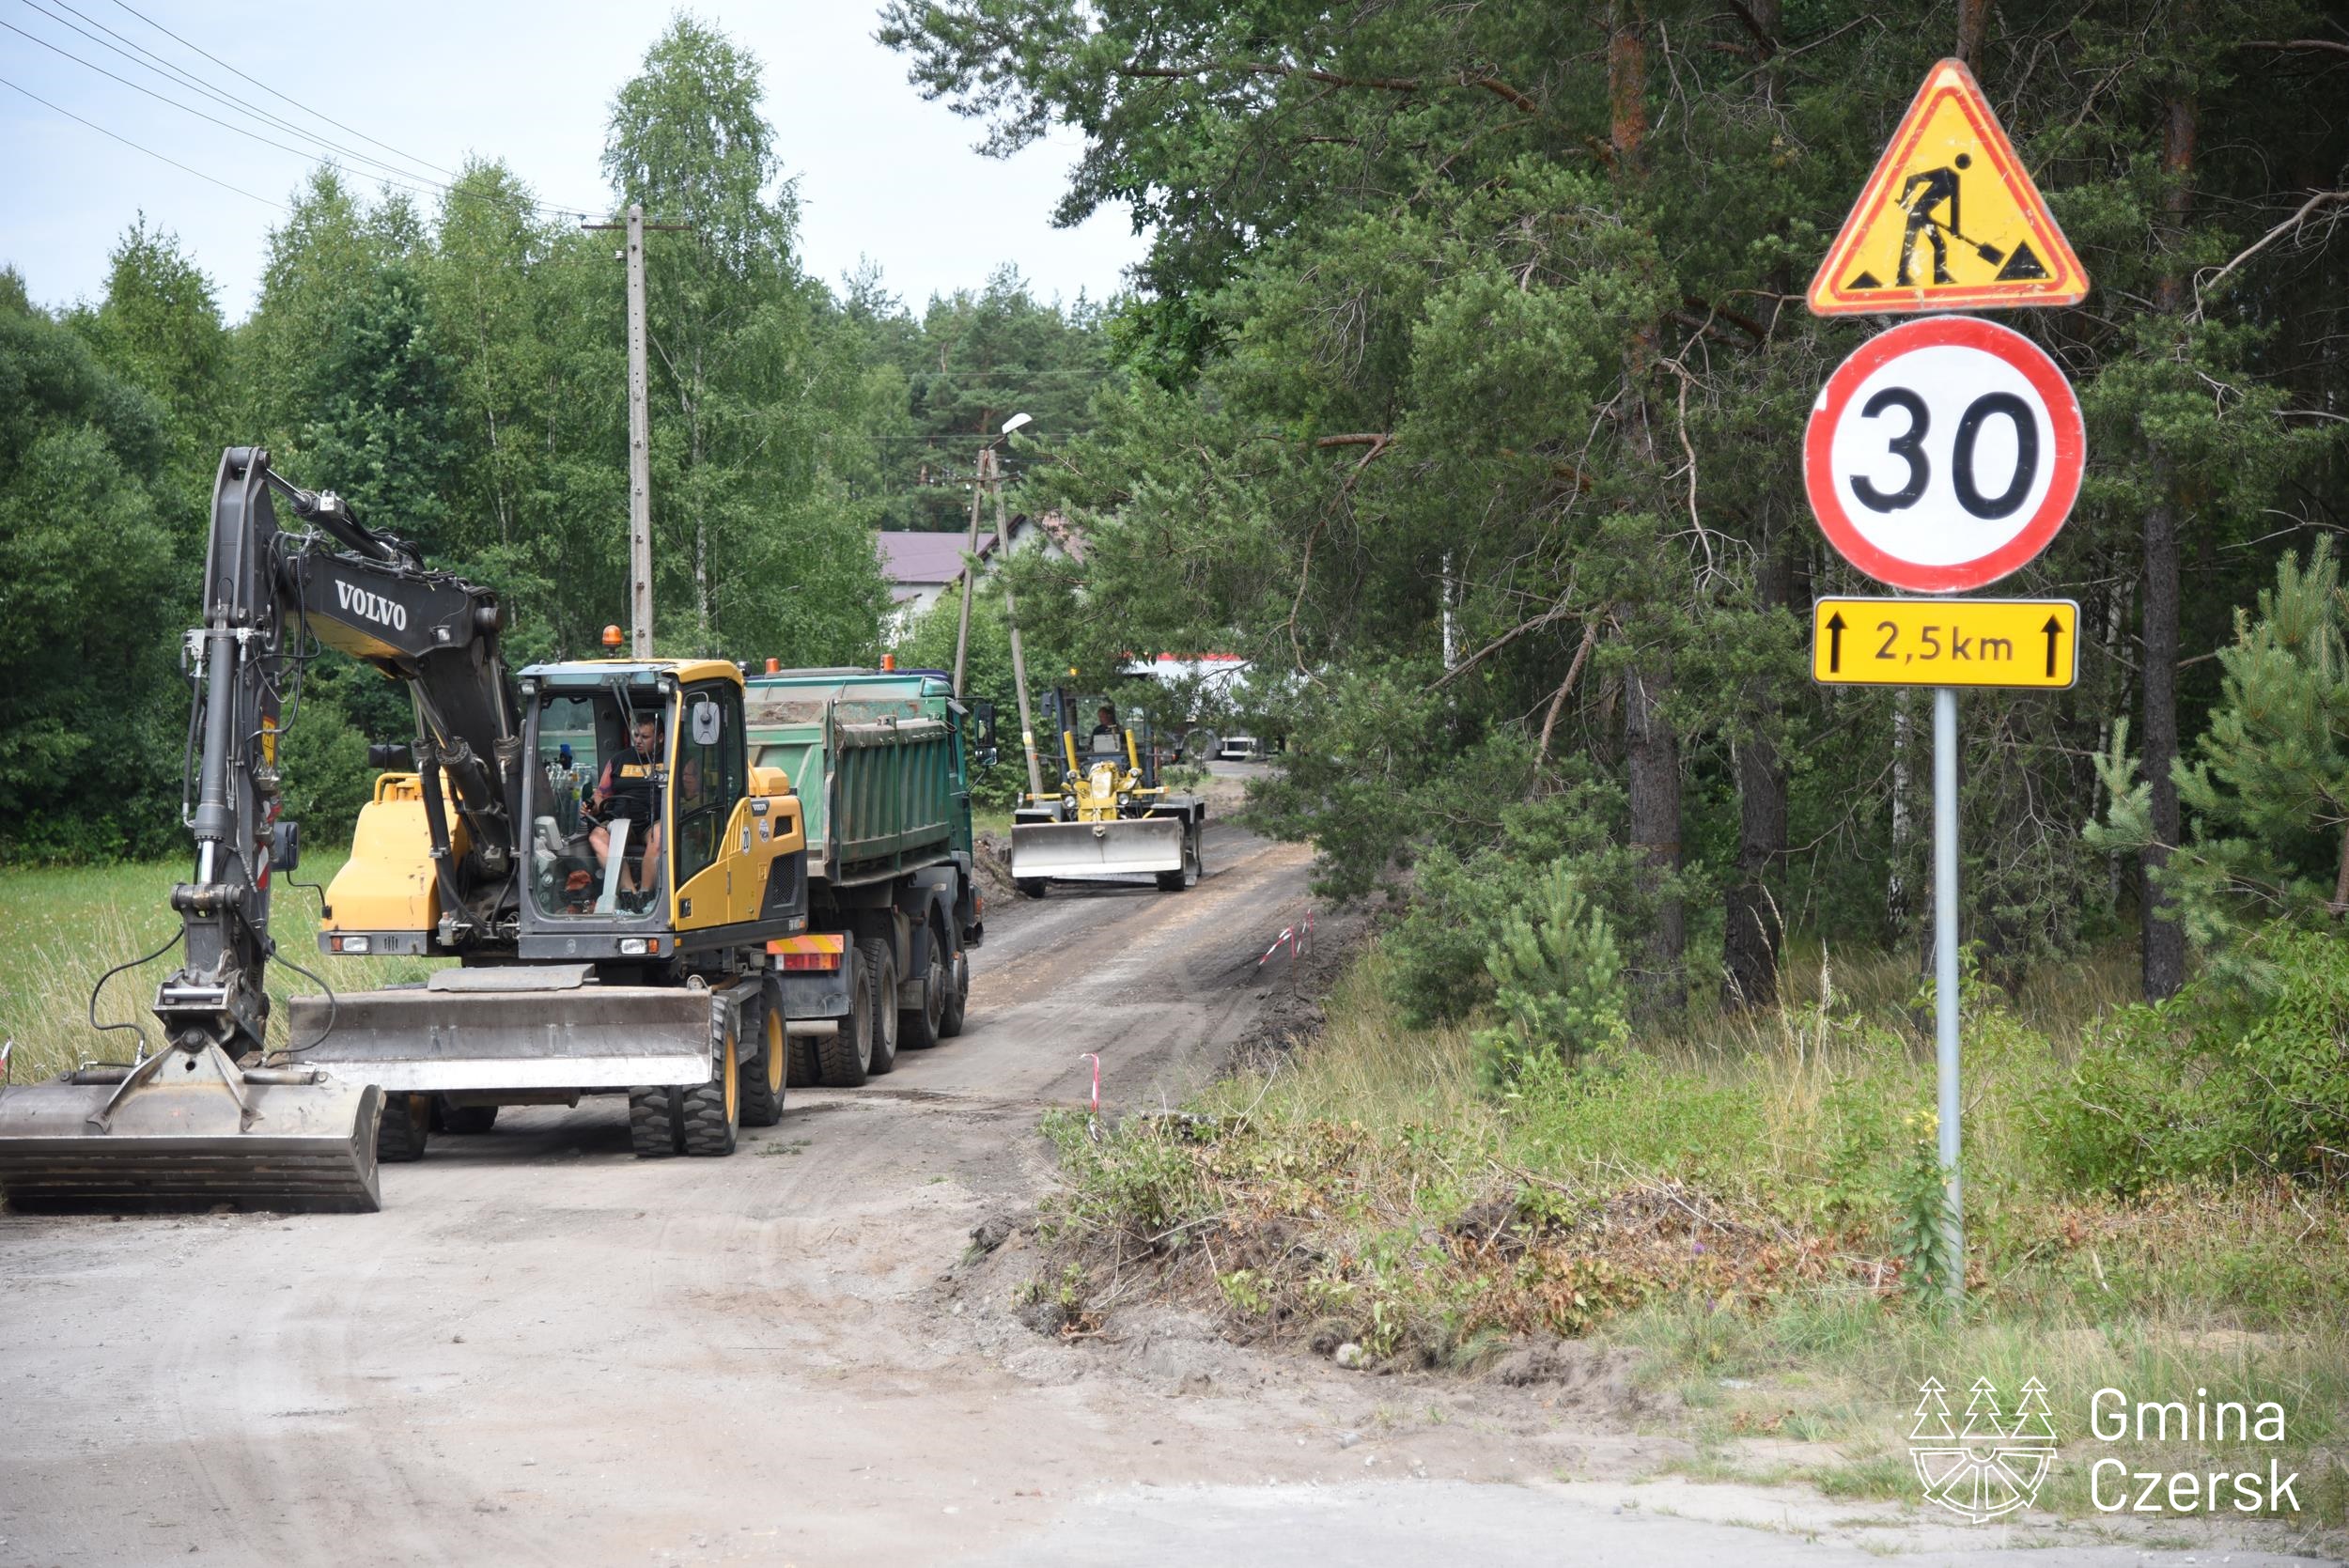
[1896,152,1970,287]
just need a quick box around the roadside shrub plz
[1473,860,1630,1091]
[276,689,372,846]
[1384,769,1650,1027]
[2045,923,2349,1192]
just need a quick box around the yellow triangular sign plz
[1809,59,2088,316]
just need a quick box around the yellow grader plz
[1009,689,1205,895]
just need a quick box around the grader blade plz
[0,1043,381,1214]
[1010,816,1186,882]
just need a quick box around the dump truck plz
[0,448,811,1212]
[1009,689,1206,894]
[744,670,988,1087]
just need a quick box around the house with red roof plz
[876,513,1084,640]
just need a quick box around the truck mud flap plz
[288,973,725,1094]
[1010,816,1186,880]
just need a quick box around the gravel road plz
[0,808,2333,1567]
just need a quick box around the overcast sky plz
[0,0,1147,320]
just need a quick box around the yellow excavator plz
[0,448,810,1212]
[1009,689,1205,894]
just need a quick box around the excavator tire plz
[861,938,900,1077]
[899,922,948,1050]
[376,1093,430,1163]
[939,952,970,1039]
[629,1086,683,1157]
[813,946,873,1087]
[739,989,787,1128]
[679,1024,739,1157]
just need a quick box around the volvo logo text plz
[334,580,408,631]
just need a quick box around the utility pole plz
[950,448,988,696]
[986,435,1045,799]
[582,205,692,658]
[952,414,1040,795]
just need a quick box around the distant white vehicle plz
[1217,735,1268,763]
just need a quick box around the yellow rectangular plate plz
[1812,598,2078,689]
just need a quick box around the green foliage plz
[889,581,1075,807]
[1473,861,1631,1092]
[276,689,373,846]
[2097,541,2349,956]
[2046,924,2349,1192]
[2,17,1122,862]
[603,17,891,662]
[0,285,181,860]
[1885,1113,1957,1304]
[883,0,2349,1000]
[1383,764,1653,1027]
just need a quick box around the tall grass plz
[1143,934,2347,1529]
[0,848,443,1084]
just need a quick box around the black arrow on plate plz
[1826,611,1846,674]
[2042,614,2063,678]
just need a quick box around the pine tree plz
[1473,861,1631,1090]
[2095,539,2349,955]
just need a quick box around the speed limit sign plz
[1804,315,2083,594]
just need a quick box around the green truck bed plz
[744,671,973,888]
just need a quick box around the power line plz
[0,72,283,210]
[0,12,607,222]
[0,15,453,202]
[23,0,455,193]
[102,0,606,219]
[104,0,454,177]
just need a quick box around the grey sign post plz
[1934,685,1962,1301]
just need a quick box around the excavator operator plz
[587,716,665,908]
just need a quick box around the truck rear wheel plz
[813,946,873,1087]
[739,994,787,1127]
[899,924,948,1050]
[377,1094,430,1162]
[939,951,970,1039]
[861,938,900,1076]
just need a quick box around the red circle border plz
[1803,316,2083,594]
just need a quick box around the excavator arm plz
[0,447,521,1213]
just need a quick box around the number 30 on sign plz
[1804,316,2084,595]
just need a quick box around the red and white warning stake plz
[1803,315,2083,595]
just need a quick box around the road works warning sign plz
[1808,59,2088,317]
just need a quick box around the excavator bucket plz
[1010,815,1186,882]
[0,1044,381,1214]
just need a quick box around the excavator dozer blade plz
[288,969,723,1094]
[0,1046,381,1214]
[1010,816,1186,882]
